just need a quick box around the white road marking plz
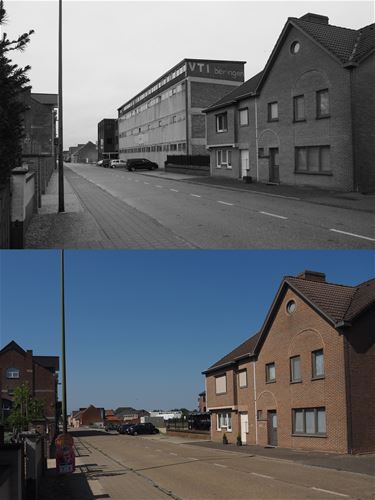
[329,229,375,242]
[213,463,227,468]
[187,457,198,461]
[190,194,201,198]
[218,201,234,206]
[251,472,274,479]
[311,487,349,497]
[170,188,179,192]
[169,452,178,456]
[144,182,150,185]
[134,179,139,182]
[259,211,288,220]
[156,185,163,188]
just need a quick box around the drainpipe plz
[253,360,258,445]
[255,97,259,182]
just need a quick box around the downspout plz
[185,79,190,156]
[343,334,353,454]
[349,68,358,192]
[255,97,259,182]
[253,360,258,445]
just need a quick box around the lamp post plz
[61,249,67,433]
[58,0,64,212]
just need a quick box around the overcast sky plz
[4,1,374,148]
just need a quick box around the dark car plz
[118,423,135,434]
[127,423,159,435]
[102,159,111,168]
[126,158,158,171]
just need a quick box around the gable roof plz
[204,71,263,113]
[0,341,26,356]
[73,141,97,156]
[203,332,260,374]
[33,356,59,372]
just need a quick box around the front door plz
[267,410,278,446]
[269,148,279,183]
[240,150,249,178]
[240,413,248,444]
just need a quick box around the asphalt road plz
[66,164,375,249]
[72,431,374,500]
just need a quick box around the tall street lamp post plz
[58,0,64,212]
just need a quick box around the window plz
[316,89,330,118]
[286,300,296,314]
[290,356,301,383]
[295,146,331,173]
[216,150,232,169]
[238,370,247,388]
[6,368,20,379]
[215,374,227,394]
[290,41,300,54]
[257,410,263,420]
[216,112,228,132]
[239,108,249,126]
[292,408,326,436]
[312,349,325,379]
[293,95,305,121]
[268,102,278,121]
[266,362,276,383]
[217,412,232,431]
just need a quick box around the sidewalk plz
[138,169,375,214]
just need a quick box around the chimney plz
[298,270,326,282]
[300,13,329,25]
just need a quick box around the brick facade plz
[204,272,375,454]
[205,14,375,192]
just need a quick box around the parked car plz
[102,159,111,168]
[118,423,135,434]
[104,422,119,432]
[97,160,103,166]
[110,159,127,169]
[127,423,159,436]
[126,158,158,171]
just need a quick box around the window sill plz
[216,130,228,134]
[294,171,332,176]
[290,380,302,384]
[266,380,276,384]
[292,433,327,438]
[268,119,279,123]
[316,115,330,120]
[293,119,306,123]
[311,376,325,381]
[215,392,227,395]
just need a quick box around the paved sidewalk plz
[25,169,193,249]
[137,169,375,214]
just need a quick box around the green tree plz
[0,0,34,183]
[7,383,44,433]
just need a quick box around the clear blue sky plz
[0,250,374,412]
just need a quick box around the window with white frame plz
[215,374,227,394]
[6,367,20,379]
[217,412,232,431]
[216,149,232,169]
[238,370,247,388]
[216,112,228,132]
[239,108,249,126]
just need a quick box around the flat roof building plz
[98,118,118,160]
[118,58,245,168]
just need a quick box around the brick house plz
[71,141,97,164]
[114,407,150,424]
[0,341,59,436]
[205,13,375,193]
[203,271,375,454]
[70,405,105,427]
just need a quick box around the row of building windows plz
[217,407,326,436]
[119,80,185,118]
[215,89,330,133]
[119,113,186,138]
[119,142,186,154]
[214,349,324,394]
[266,349,324,384]
[215,146,331,174]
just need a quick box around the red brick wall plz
[190,82,238,109]
[344,307,375,453]
[81,406,103,426]
[34,363,57,419]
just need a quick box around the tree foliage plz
[7,383,44,433]
[0,0,34,183]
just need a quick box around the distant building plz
[198,391,206,413]
[204,13,375,192]
[71,141,97,163]
[117,58,245,167]
[70,405,105,427]
[0,341,59,436]
[98,119,118,160]
[114,407,150,423]
[149,410,183,420]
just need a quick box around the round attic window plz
[290,41,301,54]
[286,300,296,314]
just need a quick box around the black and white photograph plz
[0,0,374,499]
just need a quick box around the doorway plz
[240,150,249,178]
[240,413,248,444]
[267,410,278,446]
[269,148,279,183]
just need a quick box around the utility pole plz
[61,250,67,433]
[58,0,65,212]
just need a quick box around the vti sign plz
[186,60,245,82]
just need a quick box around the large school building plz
[117,59,245,167]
